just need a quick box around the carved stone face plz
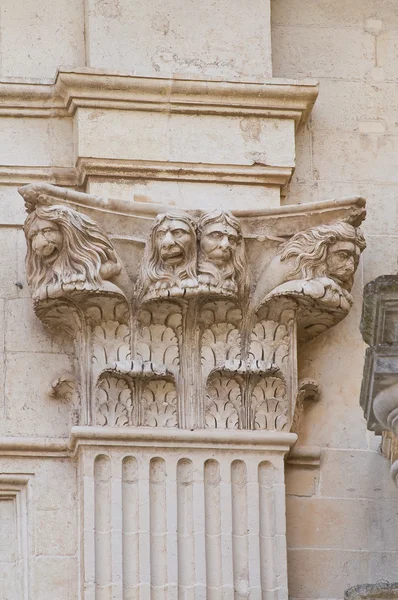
[326,240,360,285]
[28,217,63,264]
[155,218,194,267]
[200,221,240,267]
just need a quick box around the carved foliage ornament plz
[22,189,366,432]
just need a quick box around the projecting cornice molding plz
[54,69,318,126]
[76,158,294,188]
[0,69,318,124]
[19,182,366,237]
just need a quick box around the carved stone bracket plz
[19,184,366,433]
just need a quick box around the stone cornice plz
[0,79,66,117]
[19,183,366,240]
[0,69,318,126]
[0,165,77,186]
[0,160,292,188]
[55,69,319,126]
[286,446,321,467]
[0,430,297,457]
[0,432,319,469]
[68,426,298,453]
[76,158,293,188]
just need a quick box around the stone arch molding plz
[19,183,366,431]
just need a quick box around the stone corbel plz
[19,184,366,434]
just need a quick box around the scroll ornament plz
[22,189,366,432]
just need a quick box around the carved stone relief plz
[20,184,366,432]
[24,203,123,301]
[360,275,398,484]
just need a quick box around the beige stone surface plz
[5,352,73,437]
[0,186,28,225]
[87,179,282,211]
[319,449,397,500]
[285,466,318,497]
[0,0,85,79]
[272,26,374,80]
[288,549,369,599]
[76,108,296,168]
[271,0,398,30]
[287,495,398,551]
[35,557,78,600]
[0,118,73,167]
[86,0,272,78]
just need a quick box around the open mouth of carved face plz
[161,248,184,264]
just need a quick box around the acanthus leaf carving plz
[96,375,133,427]
[20,185,366,432]
[141,379,178,428]
[251,375,288,431]
[205,374,242,429]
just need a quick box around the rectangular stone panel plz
[75,108,295,168]
[0,476,30,600]
[86,0,272,78]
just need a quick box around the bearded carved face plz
[155,218,194,269]
[24,204,122,301]
[197,211,247,295]
[200,221,240,267]
[28,217,64,265]
[326,240,361,289]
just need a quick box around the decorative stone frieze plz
[20,183,366,434]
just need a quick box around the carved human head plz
[197,210,247,294]
[24,205,122,300]
[279,222,366,291]
[144,212,197,291]
[27,216,64,264]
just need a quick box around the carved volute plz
[19,183,366,432]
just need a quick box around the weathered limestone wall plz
[272,0,398,596]
[0,0,271,79]
[0,0,396,598]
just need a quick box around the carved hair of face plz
[144,212,198,291]
[198,210,247,293]
[279,221,366,292]
[24,205,122,299]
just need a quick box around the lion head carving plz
[24,205,122,301]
